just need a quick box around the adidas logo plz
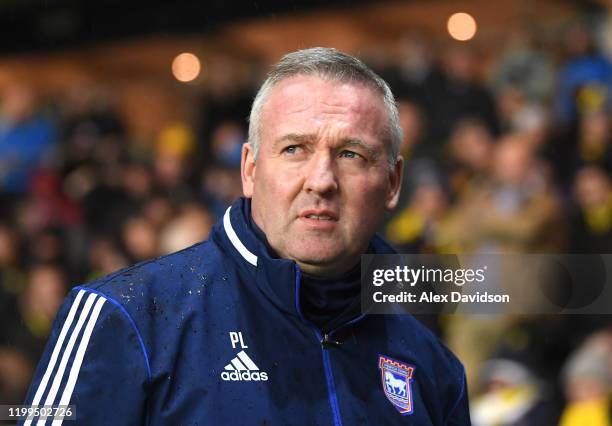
[221,350,269,381]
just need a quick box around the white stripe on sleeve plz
[52,296,106,426]
[24,290,86,426]
[37,292,98,425]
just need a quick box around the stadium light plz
[172,52,201,83]
[447,12,477,41]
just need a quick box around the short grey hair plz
[248,47,402,168]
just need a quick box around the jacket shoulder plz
[82,239,226,300]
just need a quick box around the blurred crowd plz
[1,17,612,425]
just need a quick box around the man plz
[21,48,470,425]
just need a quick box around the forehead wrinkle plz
[271,133,316,151]
[269,77,377,115]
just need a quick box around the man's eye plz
[339,150,363,160]
[283,145,301,154]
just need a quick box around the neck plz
[296,257,361,279]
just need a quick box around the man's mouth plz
[300,210,338,221]
[305,214,334,221]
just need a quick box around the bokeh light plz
[447,12,477,41]
[172,52,201,83]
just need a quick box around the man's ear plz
[241,143,256,197]
[384,156,404,210]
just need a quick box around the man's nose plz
[303,153,338,196]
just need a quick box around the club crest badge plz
[378,355,415,415]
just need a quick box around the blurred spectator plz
[80,161,136,235]
[25,227,64,267]
[445,118,494,197]
[122,161,154,201]
[159,203,213,254]
[59,85,125,170]
[0,84,57,195]
[496,85,549,150]
[0,224,25,297]
[471,358,561,426]
[418,45,500,160]
[555,23,612,125]
[396,32,435,89]
[210,120,246,168]
[201,165,243,219]
[552,110,612,187]
[1,264,66,363]
[16,170,82,236]
[87,236,128,281]
[490,28,555,104]
[397,99,425,162]
[121,215,159,263]
[0,263,64,403]
[570,166,612,253]
[382,98,427,221]
[20,265,66,339]
[577,111,612,172]
[0,348,33,405]
[154,122,197,200]
[197,54,255,169]
[381,32,435,103]
[142,194,175,229]
[385,161,449,253]
[559,329,612,426]
[386,39,499,161]
[438,135,564,253]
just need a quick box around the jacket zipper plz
[294,264,344,426]
[315,313,370,426]
[316,329,343,426]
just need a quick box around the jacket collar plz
[212,197,396,318]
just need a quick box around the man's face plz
[242,75,402,277]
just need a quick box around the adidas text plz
[221,370,268,381]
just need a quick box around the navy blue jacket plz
[22,198,470,425]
